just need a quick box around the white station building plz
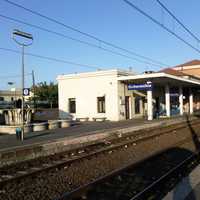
[57,62,200,121]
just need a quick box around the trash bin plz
[16,127,22,140]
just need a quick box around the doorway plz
[155,97,159,113]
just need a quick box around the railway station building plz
[57,60,200,121]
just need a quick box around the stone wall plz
[33,108,59,121]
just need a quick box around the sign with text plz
[23,88,30,96]
[170,93,179,97]
[128,83,152,91]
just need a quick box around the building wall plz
[194,94,200,111]
[0,96,16,102]
[58,71,126,121]
[117,82,146,120]
[174,65,200,78]
[58,68,200,121]
[118,82,130,120]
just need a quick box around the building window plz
[0,97,4,101]
[69,98,76,113]
[135,97,140,114]
[97,96,105,113]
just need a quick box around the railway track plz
[0,117,200,200]
[57,139,200,200]
[0,119,199,186]
[130,152,199,200]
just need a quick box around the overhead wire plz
[122,0,200,54]
[0,73,32,79]
[156,0,200,43]
[0,14,164,67]
[1,0,168,67]
[0,47,103,70]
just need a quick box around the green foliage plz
[31,81,58,108]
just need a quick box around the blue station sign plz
[128,83,152,91]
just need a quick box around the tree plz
[31,81,58,108]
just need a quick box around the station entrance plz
[118,72,200,120]
[170,88,180,116]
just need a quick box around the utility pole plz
[32,70,36,109]
[21,45,24,137]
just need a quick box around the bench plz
[76,117,89,122]
[92,117,107,122]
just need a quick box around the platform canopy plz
[117,72,200,88]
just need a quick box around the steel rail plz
[56,135,199,200]
[0,119,199,189]
[130,151,199,200]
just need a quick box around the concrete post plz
[165,85,170,117]
[179,86,183,115]
[189,89,194,114]
[147,90,153,120]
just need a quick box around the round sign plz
[23,88,30,96]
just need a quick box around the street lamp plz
[12,29,33,141]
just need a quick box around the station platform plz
[0,116,196,167]
[163,162,200,200]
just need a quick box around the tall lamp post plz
[12,29,33,141]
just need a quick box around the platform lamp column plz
[12,29,33,141]
[147,89,153,120]
[179,86,183,115]
[32,70,36,109]
[165,85,170,117]
[189,88,194,114]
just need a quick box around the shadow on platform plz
[172,115,200,200]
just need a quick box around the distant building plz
[57,61,200,121]
[173,59,200,78]
[0,89,33,103]
[0,89,20,102]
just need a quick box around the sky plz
[0,0,200,90]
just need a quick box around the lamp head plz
[13,29,33,40]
